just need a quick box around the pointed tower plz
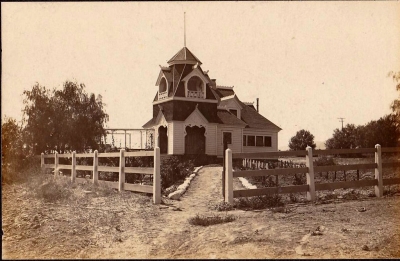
[144,46,220,155]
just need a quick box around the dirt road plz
[3,166,400,259]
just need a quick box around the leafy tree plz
[2,117,24,183]
[361,115,398,147]
[389,71,400,137]
[22,81,109,154]
[2,116,23,165]
[325,116,398,149]
[325,124,360,149]
[288,129,316,150]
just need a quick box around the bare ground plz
[2,166,400,259]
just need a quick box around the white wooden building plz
[143,46,281,156]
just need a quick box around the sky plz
[2,2,400,150]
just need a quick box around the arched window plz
[159,77,167,93]
[187,76,204,92]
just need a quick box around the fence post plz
[41,153,44,174]
[374,144,383,197]
[224,148,233,204]
[71,151,76,183]
[119,149,125,192]
[153,147,161,204]
[54,151,59,176]
[93,150,98,185]
[306,146,316,201]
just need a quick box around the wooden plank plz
[98,166,119,172]
[98,180,119,189]
[124,183,153,193]
[58,164,72,170]
[75,165,93,171]
[233,185,309,198]
[124,151,154,157]
[381,147,400,153]
[232,150,307,159]
[97,152,120,158]
[75,153,94,158]
[43,155,54,158]
[314,163,376,172]
[125,167,153,174]
[382,162,400,168]
[58,154,72,158]
[314,148,376,155]
[315,179,378,191]
[233,167,309,178]
[383,178,400,186]
[43,164,55,169]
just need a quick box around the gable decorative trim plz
[183,105,208,137]
[154,110,168,128]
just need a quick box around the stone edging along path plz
[167,166,203,200]
[238,177,257,189]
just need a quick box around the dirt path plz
[83,166,400,259]
[3,167,400,259]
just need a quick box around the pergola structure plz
[104,128,154,149]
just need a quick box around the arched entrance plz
[185,126,206,155]
[158,126,168,154]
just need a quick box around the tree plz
[325,124,360,149]
[2,116,24,182]
[325,116,398,149]
[22,81,109,154]
[2,116,23,165]
[288,129,316,150]
[389,71,400,138]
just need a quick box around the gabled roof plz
[219,94,243,109]
[217,109,247,127]
[143,117,156,128]
[238,99,282,131]
[155,68,173,86]
[214,88,235,98]
[168,47,202,65]
[217,94,281,131]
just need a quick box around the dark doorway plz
[223,132,232,146]
[185,126,206,155]
[158,126,168,154]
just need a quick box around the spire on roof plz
[184,12,186,47]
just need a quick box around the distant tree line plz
[325,114,398,149]
[288,71,400,150]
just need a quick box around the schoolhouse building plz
[143,46,281,156]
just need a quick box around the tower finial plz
[184,12,186,47]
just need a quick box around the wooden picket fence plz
[40,147,161,204]
[224,145,400,203]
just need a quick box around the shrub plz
[2,156,40,184]
[293,173,306,186]
[214,201,234,211]
[234,195,284,210]
[31,174,76,202]
[188,214,236,226]
[314,156,335,166]
[160,156,194,190]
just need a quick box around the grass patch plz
[214,201,234,211]
[233,194,284,210]
[188,214,236,226]
[28,172,117,202]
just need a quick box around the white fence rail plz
[40,147,161,204]
[224,144,400,204]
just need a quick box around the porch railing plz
[187,91,204,99]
